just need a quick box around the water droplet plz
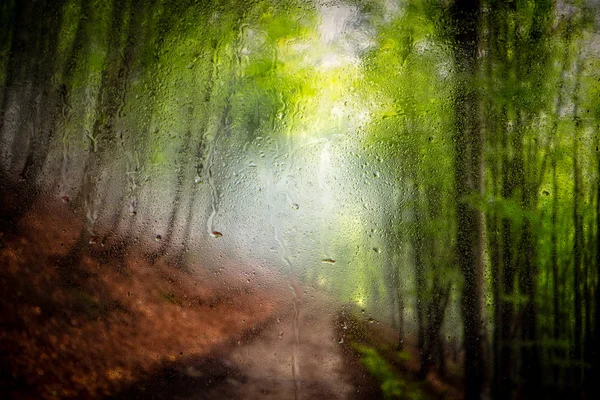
[279,332,284,339]
[61,195,70,203]
[321,258,336,265]
[194,175,202,184]
[368,317,375,324]
[129,200,137,216]
[338,338,344,344]
[89,236,98,245]
[210,231,223,238]
[292,203,299,210]
[155,234,162,242]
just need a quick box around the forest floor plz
[0,198,462,399]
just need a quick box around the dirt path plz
[113,292,380,400]
[218,293,361,399]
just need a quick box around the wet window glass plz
[1,0,599,399]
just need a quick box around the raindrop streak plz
[58,83,73,200]
[205,107,227,238]
[318,142,335,267]
[206,167,220,237]
[272,223,301,400]
[267,141,301,400]
[205,34,241,238]
[60,141,70,201]
[82,158,97,238]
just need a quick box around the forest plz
[1,0,599,399]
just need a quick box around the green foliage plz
[353,343,424,400]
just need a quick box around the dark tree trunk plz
[551,156,560,382]
[594,150,600,398]
[518,187,541,397]
[572,62,584,385]
[450,1,486,398]
[584,200,592,378]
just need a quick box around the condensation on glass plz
[0,0,599,399]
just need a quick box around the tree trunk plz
[413,196,428,380]
[450,1,486,398]
[594,150,600,398]
[518,184,541,396]
[572,61,584,385]
[551,155,560,382]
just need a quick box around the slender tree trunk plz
[551,155,560,381]
[413,197,428,380]
[572,61,584,385]
[450,1,486,398]
[519,184,541,396]
[594,150,600,399]
[428,281,451,378]
[390,230,405,351]
[573,136,583,385]
[584,202,592,380]
[396,285,406,351]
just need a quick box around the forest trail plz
[114,292,380,400]
[206,293,375,400]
